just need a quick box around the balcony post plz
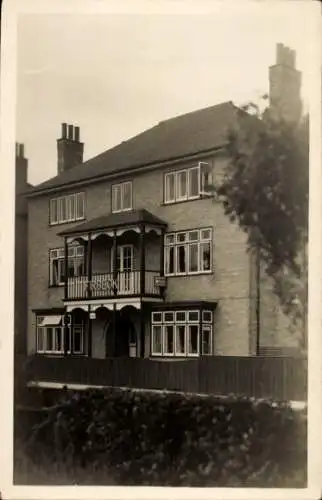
[140,304,145,358]
[112,230,117,357]
[87,305,92,357]
[87,232,92,299]
[160,227,166,300]
[160,228,165,277]
[139,223,146,295]
[64,237,68,301]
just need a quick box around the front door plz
[116,245,134,294]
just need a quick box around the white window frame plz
[164,228,212,277]
[50,192,85,225]
[151,309,201,357]
[49,245,85,286]
[36,316,64,354]
[36,316,85,355]
[164,162,212,204]
[112,181,133,213]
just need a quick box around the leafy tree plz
[216,98,309,349]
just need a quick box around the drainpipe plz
[255,246,261,356]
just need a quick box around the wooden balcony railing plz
[67,270,162,300]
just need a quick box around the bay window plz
[36,315,85,355]
[151,309,213,357]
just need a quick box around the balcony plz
[67,270,162,300]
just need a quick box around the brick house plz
[23,44,304,392]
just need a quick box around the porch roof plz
[59,209,167,237]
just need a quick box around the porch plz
[59,209,167,302]
[25,354,307,402]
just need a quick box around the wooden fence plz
[20,354,307,402]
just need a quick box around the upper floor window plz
[164,162,212,204]
[164,227,212,276]
[50,192,85,225]
[49,245,85,286]
[112,181,132,213]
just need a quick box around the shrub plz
[15,388,307,487]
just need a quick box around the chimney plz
[15,142,28,194]
[269,43,302,123]
[57,123,84,174]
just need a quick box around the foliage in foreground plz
[15,388,306,487]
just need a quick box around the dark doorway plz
[105,310,136,357]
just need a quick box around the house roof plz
[29,101,238,196]
[59,209,167,236]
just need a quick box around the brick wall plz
[27,152,298,356]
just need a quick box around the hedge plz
[15,388,307,487]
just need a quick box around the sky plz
[16,2,318,186]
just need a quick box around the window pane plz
[164,312,174,322]
[50,199,58,224]
[200,242,211,271]
[203,311,213,323]
[76,193,85,219]
[122,182,132,210]
[188,310,199,322]
[58,259,65,284]
[188,167,199,197]
[152,325,162,354]
[176,245,187,273]
[73,326,83,353]
[165,246,175,274]
[165,173,175,202]
[201,229,211,240]
[152,312,162,323]
[112,185,121,212]
[69,194,75,220]
[68,258,75,278]
[175,311,186,322]
[177,232,186,243]
[75,257,85,276]
[175,325,186,355]
[76,246,84,256]
[37,328,44,351]
[188,243,199,272]
[189,231,199,241]
[165,234,174,245]
[55,328,63,352]
[177,171,187,199]
[60,197,67,222]
[46,328,53,351]
[164,325,174,354]
[202,326,212,354]
[188,325,199,355]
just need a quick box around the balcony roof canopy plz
[59,209,167,239]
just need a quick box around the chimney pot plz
[74,126,80,142]
[61,123,67,139]
[68,124,74,140]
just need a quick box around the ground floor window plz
[36,315,86,355]
[151,309,213,357]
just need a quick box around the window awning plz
[38,315,62,327]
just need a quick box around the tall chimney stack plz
[57,123,84,174]
[15,142,28,194]
[269,43,302,123]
